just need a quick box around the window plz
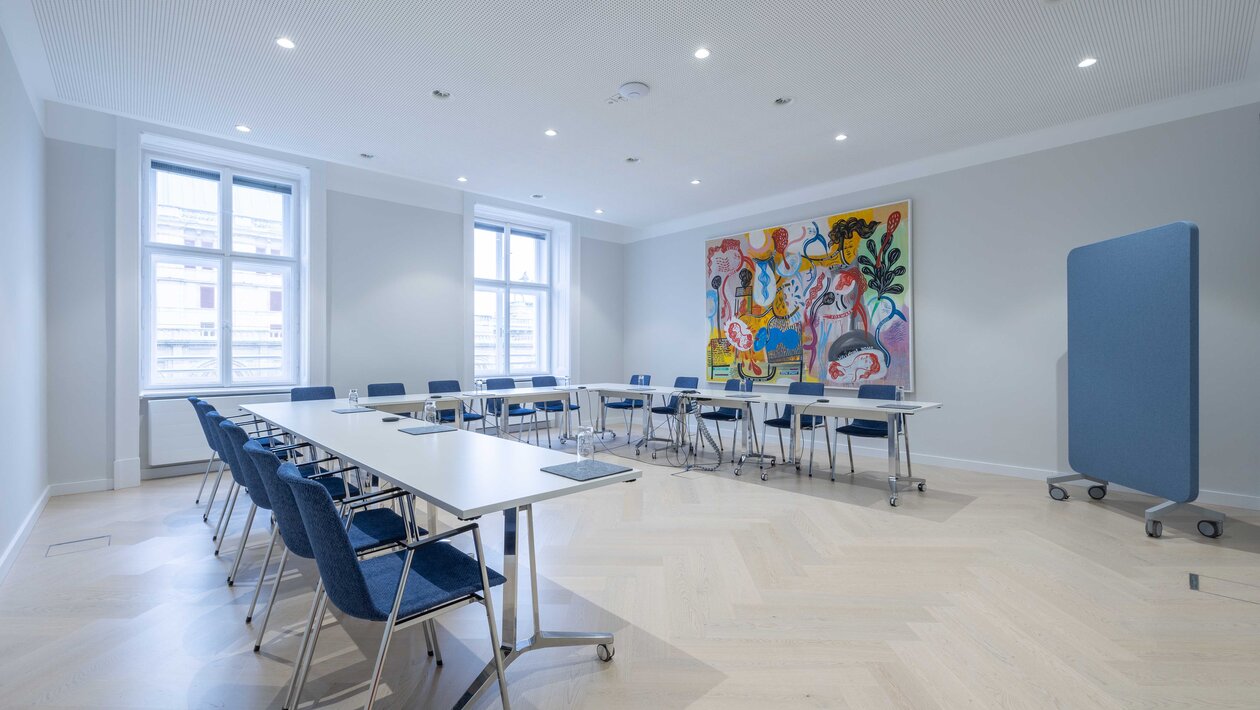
[142,155,302,390]
[473,220,550,377]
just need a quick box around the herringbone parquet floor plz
[1,436,1257,709]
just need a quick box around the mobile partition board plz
[1047,222,1224,539]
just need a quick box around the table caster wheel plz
[634,449,641,457]
[1088,485,1107,500]
[651,452,657,460]
[1145,519,1163,538]
[889,496,899,507]
[1048,485,1069,501]
[596,643,615,662]
[1197,520,1223,538]
[917,482,926,492]
[760,472,768,481]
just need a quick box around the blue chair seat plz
[836,422,889,438]
[764,415,826,429]
[501,404,536,417]
[360,543,508,622]
[439,410,484,423]
[699,410,742,422]
[348,508,415,552]
[650,404,685,415]
[605,400,644,410]
[536,401,577,413]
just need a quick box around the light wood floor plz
[1,435,1259,709]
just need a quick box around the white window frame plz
[473,218,553,378]
[140,150,304,392]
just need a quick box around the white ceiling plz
[11,0,1260,230]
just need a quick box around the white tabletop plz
[242,400,641,519]
[583,382,941,416]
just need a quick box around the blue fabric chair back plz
[716,378,751,417]
[244,440,314,558]
[187,396,213,447]
[664,376,699,411]
[623,374,651,406]
[194,400,224,455]
[851,384,898,431]
[532,375,562,409]
[292,386,336,402]
[783,381,824,420]
[484,377,516,416]
[367,382,405,397]
[219,419,270,509]
[427,379,461,394]
[205,412,249,486]
[279,462,383,621]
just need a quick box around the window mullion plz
[502,222,512,377]
[221,169,234,387]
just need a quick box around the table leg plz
[454,504,615,709]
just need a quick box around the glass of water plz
[348,388,359,406]
[577,426,595,460]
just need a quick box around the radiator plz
[145,393,289,466]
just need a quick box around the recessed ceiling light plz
[690,179,701,185]
[544,129,558,137]
[694,48,710,59]
[594,208,604,214]
[774,97,793,106]
[834,133,848,141]
[275,37,295,49]
[457,176,468,182]
[1077,57,1098,68]
[531,194,545,199]
[432,89,451,99]
[235,124,251,133]
[359,153,374,159]
[625,157,640,164]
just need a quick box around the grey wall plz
[326,190,466,393]
[44,138,114,491]
[579,237,625,383]
[624,103,1260,504]
[0,28,47,560]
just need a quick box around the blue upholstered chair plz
[646,376,698,446]
[188,397,220,505]
[366,382,405,397]
[603,374,651,438]
[762,381,832,475]
[484,377,540,444]
[698,378,757,462]
[280,463,511,710]
[193,399,288,520]
[243,440,418,658]
[291,386,336,402]
[428,379,485,431]
[833,384,912,481]
[531,375,578,448]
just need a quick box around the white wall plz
[44,139,114,494]
[0,27,48,572]
[579,237,625,383]
[623,103,1260,507]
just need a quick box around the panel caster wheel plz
[1048,485,1069,501]
[1197,520,1223,539]
[760,472,768,481]
[596,643,615,662]
[1145,519,1163,538]
[917,482,926,492]
[1087,485,1107,500]
[889,496,899,507]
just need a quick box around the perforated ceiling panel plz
[29,0,1260,227]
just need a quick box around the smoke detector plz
[607,81,651,104]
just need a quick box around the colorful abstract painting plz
[705,200,913,389]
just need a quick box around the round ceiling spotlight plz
[618,82,651,100]
[432,89,451,99]
[531,194,545,199]
[359,153,374,159]
[834,133,848,141]
[235,124,251,133]
[457,176,468,182]
[774,97,793,106]
[690,179,701,185]
[1077,57,1098,68]
[694,48,710,59]
[594,208,604,214]
[275,37,295,49]
[544,129,558,137]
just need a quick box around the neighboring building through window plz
[472,219,551,377]
[142,153,303,390]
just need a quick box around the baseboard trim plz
[0,485,50,585]
[48,479,113,496]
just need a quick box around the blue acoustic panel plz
[1067,222,1198,502]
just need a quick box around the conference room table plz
[584,382,942,506]
[241,399,641,708]
[358,386,586,440]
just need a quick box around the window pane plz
[509,229,548,284]
[474,286,504,376]
[151,164,220,249]
[232,178,292,256]
[232,263,293,383]
[474,223,504,280]
[509,290,547,374]
[150,255,220,386]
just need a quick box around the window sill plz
[141,386,296,400]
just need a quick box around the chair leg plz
[228,502,258,586]
[195,452,217,504]
[253,547,288,652]
[427,620,443,665]
[288,589,328,710]
[545,412,553,448]
[808,425,817,477]
[824,425,833,470]
[203,460,226,522]
[214,482,238,549]
[246,526,279,621]
[847,435,855,473]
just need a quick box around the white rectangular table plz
[241,399,640,708]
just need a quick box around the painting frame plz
[704,199,914,392]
